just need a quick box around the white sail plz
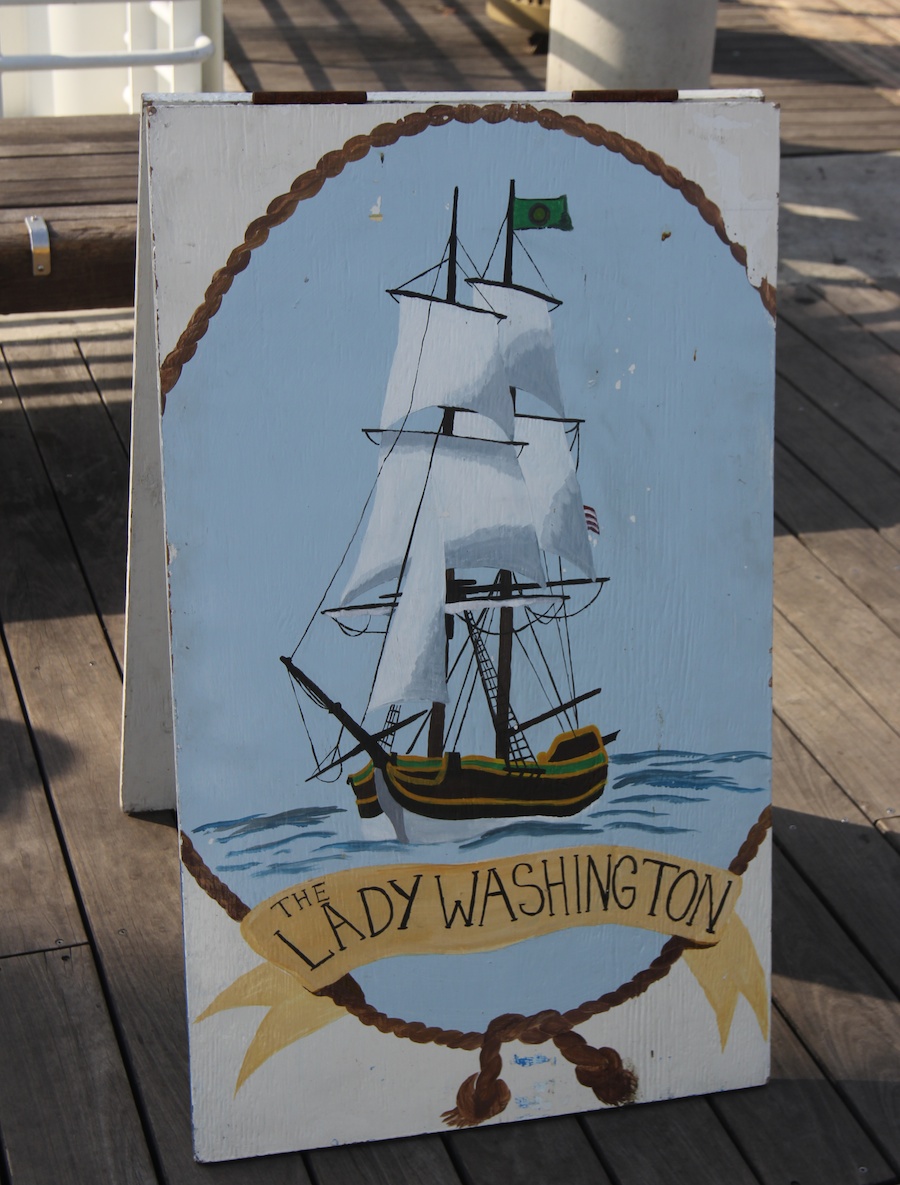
[470,282,565,416]
[340,432,545,608]
[369,525,448,710]
[516,415,595,578]
[379,296,514,438]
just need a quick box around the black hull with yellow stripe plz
[348,725,609,823]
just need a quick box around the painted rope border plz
[159,100,777,405]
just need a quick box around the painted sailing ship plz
[282,182,616,843]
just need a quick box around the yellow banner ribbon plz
[198,843,768,1088]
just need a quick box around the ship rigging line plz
[449,650,479,751]
[404,617,480,752]
[481,217,506,277]
[543,553,577,716]
[557,557,579,725]
[456,238,483,285]
[514,231,553,297]
[445,609,489,748]
[288,671,346,782]
[513,624,575,735]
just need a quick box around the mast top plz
[447,186,459,305]
[504,179,515,287]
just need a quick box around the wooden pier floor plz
[2,0,900,1181]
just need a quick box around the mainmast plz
[495,178,518,763]
[428,187,460,758]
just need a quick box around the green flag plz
[512,195,573,232]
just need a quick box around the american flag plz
[584,505,600,535]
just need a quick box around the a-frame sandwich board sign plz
[126,91,777,1161]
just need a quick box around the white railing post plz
[0,0,218,116]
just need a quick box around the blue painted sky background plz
[163,117,773,1024]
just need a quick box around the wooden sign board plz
[132,92,777,1161]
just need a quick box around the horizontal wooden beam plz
[0,209,135,313]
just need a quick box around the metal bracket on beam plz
[25,215,51,277]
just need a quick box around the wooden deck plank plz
[774,532,900,731]
[712,1008,895,1185]
[775,376,900,551]
[776,318,900,459]
[222,0,543,93]
[773,610,900,822]
[0,358,319,1185]
[3,340,129,664]
[780,286,900,413]
[774,443,900,637]
[773,717,900,995]
[77,332,134,451]
[711,9,900,153]
[0,945,158,1185]
[1,154,140,185]
[0,644,86,959]
[580,1097,758,1185]
[0,203,137,225]
[447,1116,613,1185]
[0,115,139,159]
[877,815,900,852]
[0,175,139,210]
[772,849,900,1169]
[308,1135,462,1185]
[814,280,900,351]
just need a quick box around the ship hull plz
[349,725,609,842]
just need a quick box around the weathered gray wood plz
[776,317,900,466]
[448,1115,614,1185]
[0,174,138,209]
[0,945,157,1185]
[0,114,139,159]
[774,442,900,636]
[711,14,900,154]
[0,355,312,1185]
[77,331,134,451]
[580,1097,758,1185]
[309,1135,462,1185]
[813,281,900,364]
[774,532,900,732]
[712,1008,895,1185]
[0,646,86,958]
[0,202,136,225]
[773,610,900,823]
[3,340,129,663]
[876,814,900,854]
[773,718,900,995]
[223,0,543,93]
[780,286,900,413]
[772,849,900,1167]
[2,154,140,185]
[775,375,900,552]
